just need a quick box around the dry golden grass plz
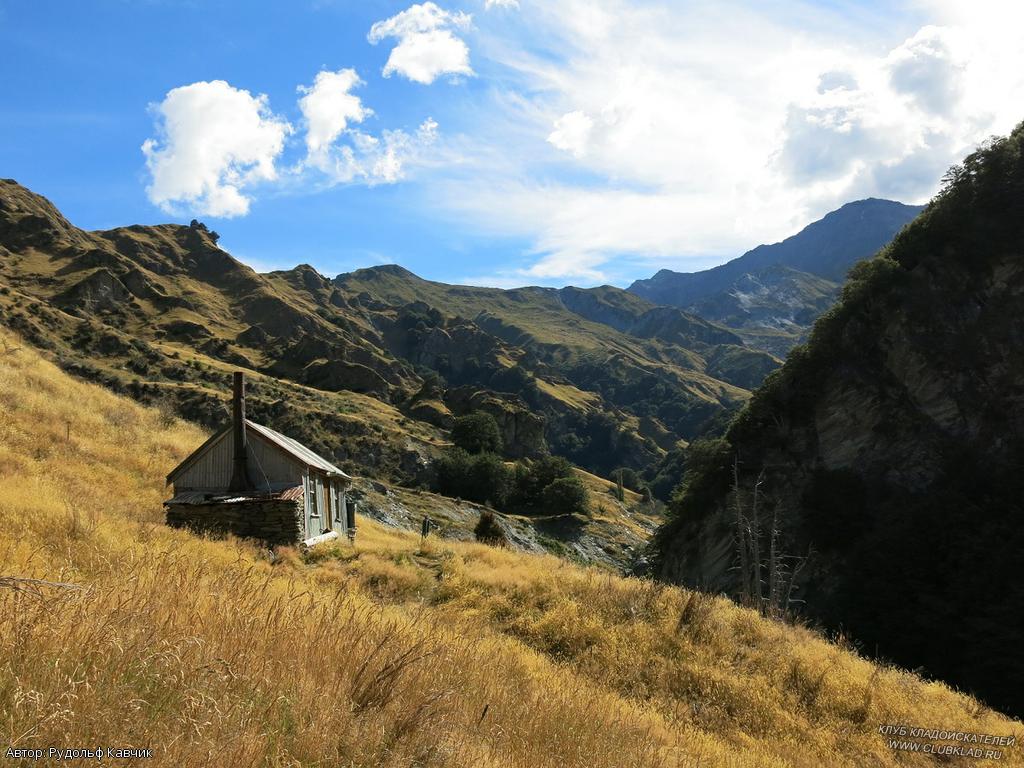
[0,326,1020,767]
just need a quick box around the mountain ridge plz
[628,198,924,354]
[0,178,775,497]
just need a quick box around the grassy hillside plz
[0,179,777,491]
[1,327,1019,766]
[343,466,662,571]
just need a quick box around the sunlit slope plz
[0,327,1019,767]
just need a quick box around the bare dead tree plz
[783,546,812,613]
[749,470,765,606]
[731,464,808,619]
[732,459,751,605]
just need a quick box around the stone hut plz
[164,372,353,546]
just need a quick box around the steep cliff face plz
[653,125,1024,717]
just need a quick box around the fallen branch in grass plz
[0,575,83,597]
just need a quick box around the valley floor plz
[0,327,1020,767]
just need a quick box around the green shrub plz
[433,448,511,507]
[469,453,512,508]
[474,509,507,546]
[434,448,473,498]
[451,412,503,454]
[513,455,574,507]
[541,476,589,515]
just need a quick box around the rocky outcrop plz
[446,386,547,457]
[159,319,212,342]
[236,325,271,347]
[406,398,454,429]
[241,292,318,338]
[627,306,741,347]
[0,178,85,250]
[303,359,391,399]
[55,268,132,311]
[402,322,509,381]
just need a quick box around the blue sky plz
[1,1,1022,287]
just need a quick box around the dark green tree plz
[433,448,511,508]
[451,411,503,454]
[465,452,512,508]
[512,454,574,507]
[541,476,589,515]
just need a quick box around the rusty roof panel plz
[278,485,305,501]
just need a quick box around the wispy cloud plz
[427,0,1024,284]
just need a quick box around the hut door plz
[308,475,323,538]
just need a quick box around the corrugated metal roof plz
[245,420,352,479]
[278,485,306,501]
[164,484,305,506]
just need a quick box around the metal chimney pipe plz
[229,371,252,492]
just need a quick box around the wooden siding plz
[173,431,233,491]
[173,431,305,492]
[305,472,324,538]
[249,436,305,490]
[331,483,348,534]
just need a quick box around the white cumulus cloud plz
[297,68,372,169]
[485,0,519,8]
[141,80,291,218]
[293,69,440,186]
[368,2,473,84]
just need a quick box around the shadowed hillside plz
[653,124,1024,719]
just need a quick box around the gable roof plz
[166,418,352,485]
[245,420,350,477]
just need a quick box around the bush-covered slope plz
[653,124,1024,718]
[0,326,1019,766]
